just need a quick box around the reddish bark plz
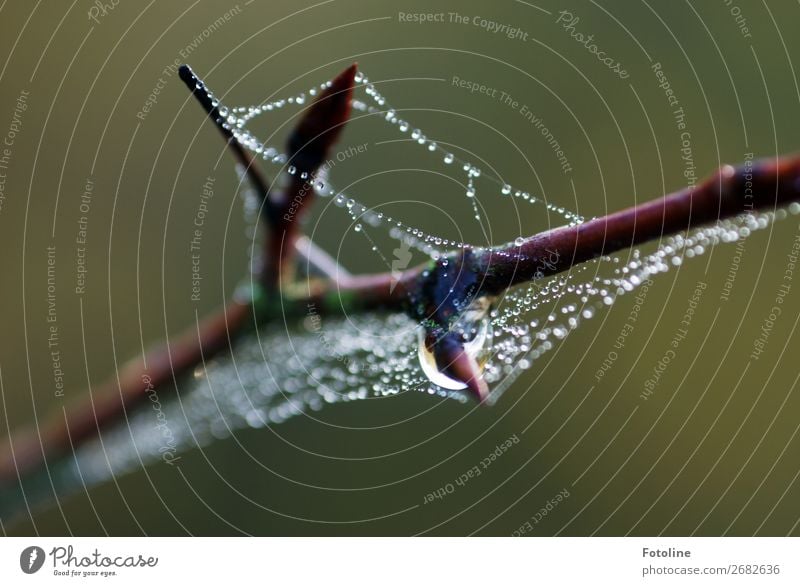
[262,63,357,287]
[477,158,799,293]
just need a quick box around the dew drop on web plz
[416,310,493,391]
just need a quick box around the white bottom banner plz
[0,537,797,584]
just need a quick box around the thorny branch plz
[2,64,800,487]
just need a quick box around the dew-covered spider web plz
[58,70,800,489]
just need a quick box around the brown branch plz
[0,300,252,484]
[262,63,357,287]
[477,157,800,293]
[313,156,800,307]
[181,63,358,290]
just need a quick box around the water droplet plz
[443,153,454,164]
[501,184,512,195]
[416,309,492,391]
[514,237,524,247]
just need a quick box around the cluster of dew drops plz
[217,69,584,259]
[213,69,800,407]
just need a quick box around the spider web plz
[55,70,800,492]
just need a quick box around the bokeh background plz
[1,0,799,535]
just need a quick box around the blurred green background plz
[1,0,799,535]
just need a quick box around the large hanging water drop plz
[416,306,493,391]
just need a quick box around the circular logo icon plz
[19,546,45,574]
